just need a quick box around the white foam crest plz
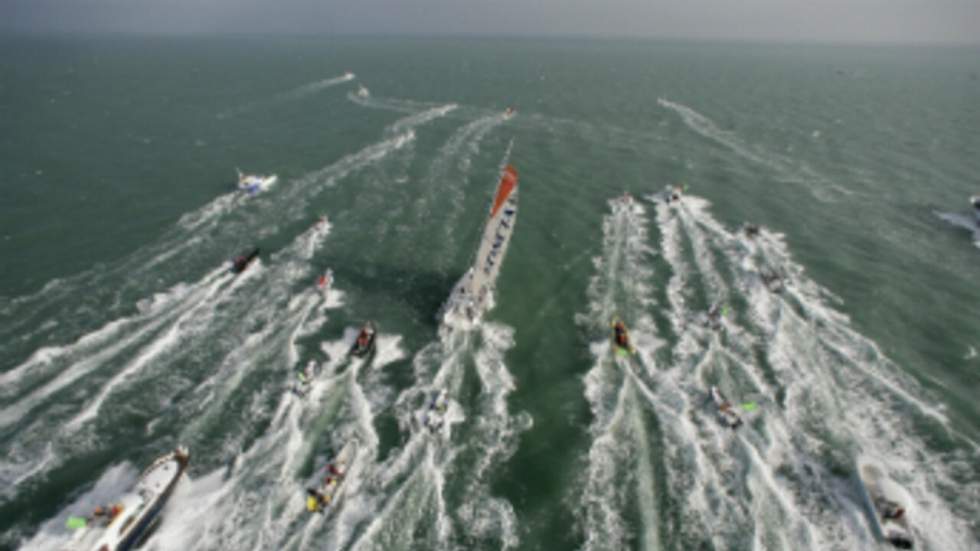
[153,330,381,551]
[0,269,233,430]
[281,73,356,101]
[218,72,355,118]
[177,192,241,231]
[0,262,224,388]
[657,97,771,167]
[347,91,444,115]
[67,268,233,429]
[284,292,324,381]
[658,98,849,201]
[673,197,729,303]
[578,197,665,550]
[143,470,228,551]
[649,196,854,546]
[413,113,507,264]
[347,456,437,551]
[315,131,416,188]
[665,192,979,549]
[388,104,458,136]
[580,366,631,551]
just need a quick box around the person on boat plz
[91,505,108,524]
[306,494,320,512]
[613,321,628,348]
[306,488,328,511]
[357,330,370,349]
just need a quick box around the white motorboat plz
[236,168,277,195]
[65,447,189,551]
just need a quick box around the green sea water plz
[1,35,978,550]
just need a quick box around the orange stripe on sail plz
[489,165,518,219]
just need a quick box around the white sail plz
[441,165,519,328]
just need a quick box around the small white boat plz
[236,168,277,195]
[858,461,915,549]
[65,447,189,551]
[503,107,516,119]
[356,85,370,99]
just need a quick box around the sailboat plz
[440,165,519,329]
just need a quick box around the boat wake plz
[574,191,979,550]
[218,72,356,118]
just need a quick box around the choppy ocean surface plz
[1,35,978,551]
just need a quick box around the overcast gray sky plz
[2,0,979,44]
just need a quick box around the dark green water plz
[1,35,978,550]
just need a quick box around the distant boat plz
[440,165,519,328]
[356,85,370,99]
[236,168,277,195]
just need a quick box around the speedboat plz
[503,107,516,119]
[349,322,376,358]
[230,248,260,274]
[743,223,761,238]
[356,85,370,99]
[858,461,915,549]
[611,317,634,357]
[236,169,277,195]
[305,440,357,514]
[709,386,743,429]
[65,447,189,551]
